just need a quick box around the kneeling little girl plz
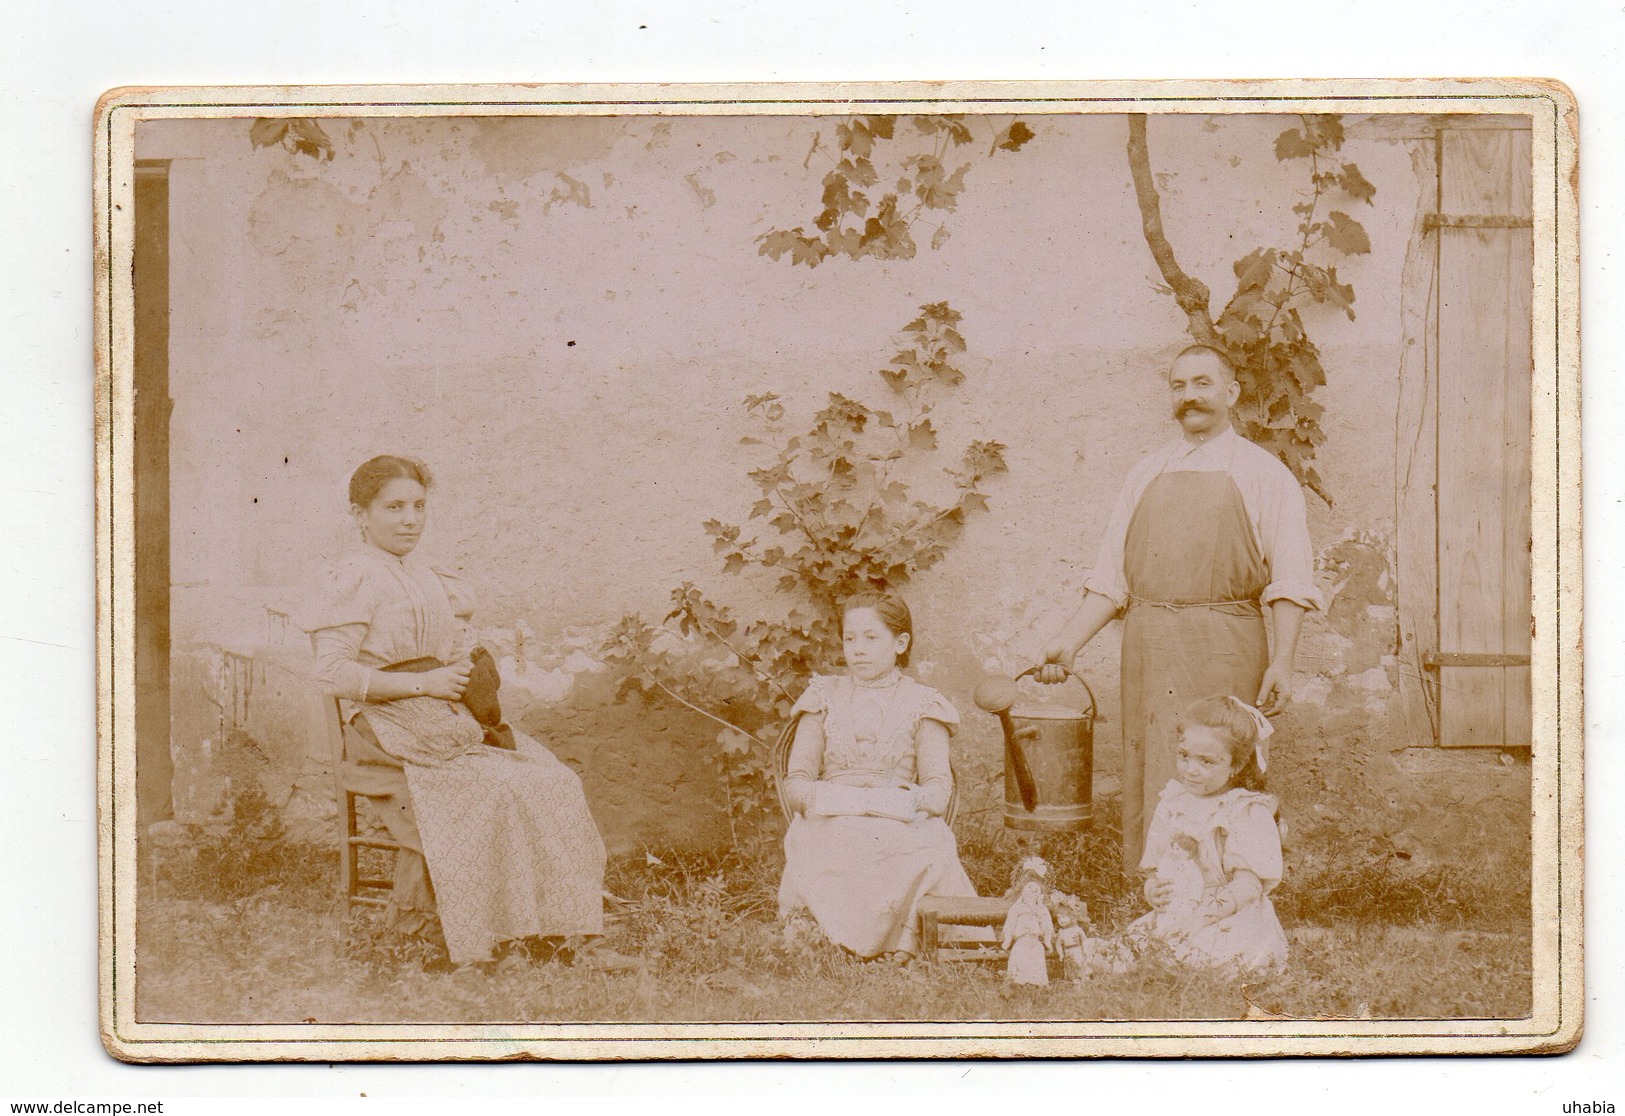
[1082,694,1289,976]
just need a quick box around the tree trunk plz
[1125,114,1225,351]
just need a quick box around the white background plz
[1,0,1618,1109]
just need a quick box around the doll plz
[1001,879,1055,985]
[1054,909,1088,981]
[1151,833,1206,939]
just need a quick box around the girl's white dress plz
[778,672,979,957]
[1125,779,1289,973]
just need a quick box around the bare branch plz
[664,614,797,704]
[1125,115,1224,350]
[639,668,769,747]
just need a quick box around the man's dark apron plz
[1120,468,1269,872]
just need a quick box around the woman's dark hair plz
[840,589,914,667]
[348,455,434,508]
[1175,694,1266,792]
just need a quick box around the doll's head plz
[1017,880,1045,906]
[840,590,913,679]
[1169,834,1200,861]
[1007,855,1050,899]
[1056,910,1077,930]
[1173,695,1266,795]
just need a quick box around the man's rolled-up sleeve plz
[1258,468,1323,611]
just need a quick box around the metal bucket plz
[1003,666,1096,832]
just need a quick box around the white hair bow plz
[1227,695,1275,772]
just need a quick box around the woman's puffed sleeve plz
[432,565,475,658]
[780,676,834,814]
[300,558,379,633]
[1218,793,1284,893]
[300,560,379,702]
[432,566,476,622]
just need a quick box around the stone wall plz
[140,111,1443,849]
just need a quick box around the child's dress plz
[1127,780,1289,973]
[778,671,980,957]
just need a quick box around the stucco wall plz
[139,111,1435,848]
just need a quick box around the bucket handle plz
[1013,664,1097,719]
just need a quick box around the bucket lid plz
[1010,703,1088,720]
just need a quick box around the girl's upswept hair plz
[840,589,914,667]
[1175,694,1266,792]
[349,455,434,508]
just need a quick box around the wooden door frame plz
[134,159,173,825]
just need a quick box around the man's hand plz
[1143,876,1173,911]
[1034,591,1119,684]
[1258,601,1306,715]
[1035,646,1076,686]
[1255,661,1292,716]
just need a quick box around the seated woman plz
[778,590,981,961]
[305,455,608,967]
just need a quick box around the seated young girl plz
[777,590,980,961]
[1082,694,1289,975]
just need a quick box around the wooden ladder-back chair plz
[311,631,405,916]
[771,712,960,828]
[329,697,409,913]
[325,695,403,913]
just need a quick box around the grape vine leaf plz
[1324,211,1372,256]
[992,121,1036,154]
[1337,163,1377,204]
[1274,127,1314,161]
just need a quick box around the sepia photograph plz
[93,80,1580,1060]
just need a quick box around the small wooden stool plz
[917,895,1012,961]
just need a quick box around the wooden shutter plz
[1432,126,1533,747]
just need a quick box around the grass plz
[135,795,1532,1025]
